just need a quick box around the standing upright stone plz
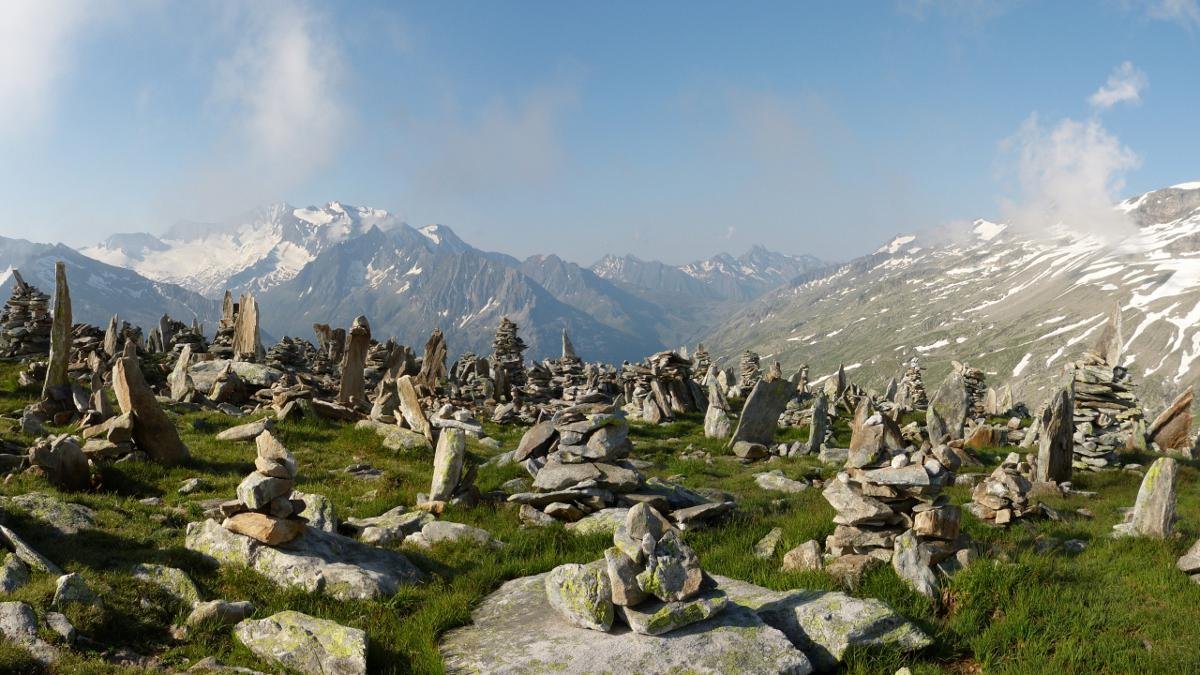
[231,293,262,362]
[113,355,190,465]
[727,378,793,448]
[396,375,433,441]
[103,315,119,358]
[561,330,579,362]
[1114,457,1177,538]
[703,368,732,439]
[927,369,970,441]
[416,329,447,394]
[220,291,235,328]
[1036,388,1074,483]
[429,428,466,502]
[806,392,830,454]
[168,344,196,402]
[41,262,72,405]
[338,316,371,406]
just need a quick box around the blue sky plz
[0,1,1197,264]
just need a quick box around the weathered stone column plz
[41,261,72,405]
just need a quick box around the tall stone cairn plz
[895,359,929,410]
[738,350,761,394]
[692,344,711,382]
[416,328,448,394]
[0,270,52,358]
[491,316,528,393]
[337,316,371,406]
[1067,306,1142,470]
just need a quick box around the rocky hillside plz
[0,237,218,329]
[702,182,1200,409]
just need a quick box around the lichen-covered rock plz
[441,573,813,674]
[187,599,256,627]
[52,573,101,608]
[636,529,702,602]
[0,492,95,535]
[544,562,614,632]
[564,508,629,537]
[293,491,338,533]
[344,507,432,545]
[892,530,938,598]
[404,521,502,549]
[0,602,58,664]
[234,610,367,675]
[1113,456,1178,538]
[131,564,201,605]
[0,554,30,593]
[185,519,424,601]
[617,593,728,636]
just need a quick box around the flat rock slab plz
[189,360,284,392]
[440,572,813,674]
[185,519,424,601]
[0,493,95,535]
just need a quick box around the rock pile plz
[544,504,724,637]
[620,351,705,424]
[0,271,52,358]
[1068,307,1143,469]
[510,405,731,530]
[221,431,306,545]
[965,452,1034,526]
[822,401,968,597]
[491,317,527,400]
[894,359,929,411]
[738,350,761,396]
[958,362,987,419]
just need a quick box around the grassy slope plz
[0,363,1199,673]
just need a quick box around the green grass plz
[2,361,1200,673]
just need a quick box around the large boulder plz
[440,573,814,674]
[1035,388,1073,483]
[927,370,970,441]
[188,360,284,392]
[1113,457,1178,538]
[1148,387,1193,452]
[185,519,424,601]
[235,610,366,675]
[728,378,794,448]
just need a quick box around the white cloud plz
[999,114,1140,240]
[212,0,345,175]
[1144,0,1200,28]
[0,1,93,137]
[1088,61,1148,110]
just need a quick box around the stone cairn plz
[894,359,929,411]
[265,336,320,374]
[738,350,761,396]
[1067,307,1142,470]
[510,404,732,530]
[491,316,528,400]
[966,452,1035,526]
[221,431,306,545]
[620,352,705,424]
[822,400,968,597]
[0,270,52,358]
[692,344,711,382]
[958,362,987,419]
[544,503,723,636]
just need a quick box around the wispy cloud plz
[1143,0,1200,29]
[1088,61,1148,110]
[0,1,94,138]
[999,115,1140,239]
[401,85,576,200]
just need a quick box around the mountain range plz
[77,203,825,362]
[702,182,1200,408]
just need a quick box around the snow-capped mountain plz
[0,237,219,329]
[81,202,402,297]
[701,182,1200,408]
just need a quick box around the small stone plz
[52,573,101,608]
[544,562,614,632]
[187,600,256,627]
[224,512,305,545]
[781,540,823,572]
[754,527,784,559]
[618,594,728,636]
[178,478,205,495]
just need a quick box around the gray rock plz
[179,477,206,495]
[781,540,823,572]
[27,435,90,491]
[293,491,338,533]
[0,524,61,574]
[185,519,424,600]
[719,576,930,671]
[344,507,432,545]
[405,521,502,549]
[1036,387,1073,483]
[604,547,646,607]
[440,573,813,674]
[637,530,702,602]
[131,563,202,604]
[187,599,256,627]
[43,612,75,644]
[704,404,732,439]
[189,360,283,392]
[112,355,190,464]
[1,492,95,535]
[236,473,294,510]
[806,393,831,455]
[0,602,57,664]
[755,470,808,494]
[544,562,614,632]
[234,610,367,675]
[514,422,558,462]
[53,573,101,608]
[892,530,937,598]
[733,441,769,460]
[1178,539,1200,574]
[0,554,30,593]
[754,527,784,559]
[565,508,629,537]
[927,370,970,441]
[728,378,794,448]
